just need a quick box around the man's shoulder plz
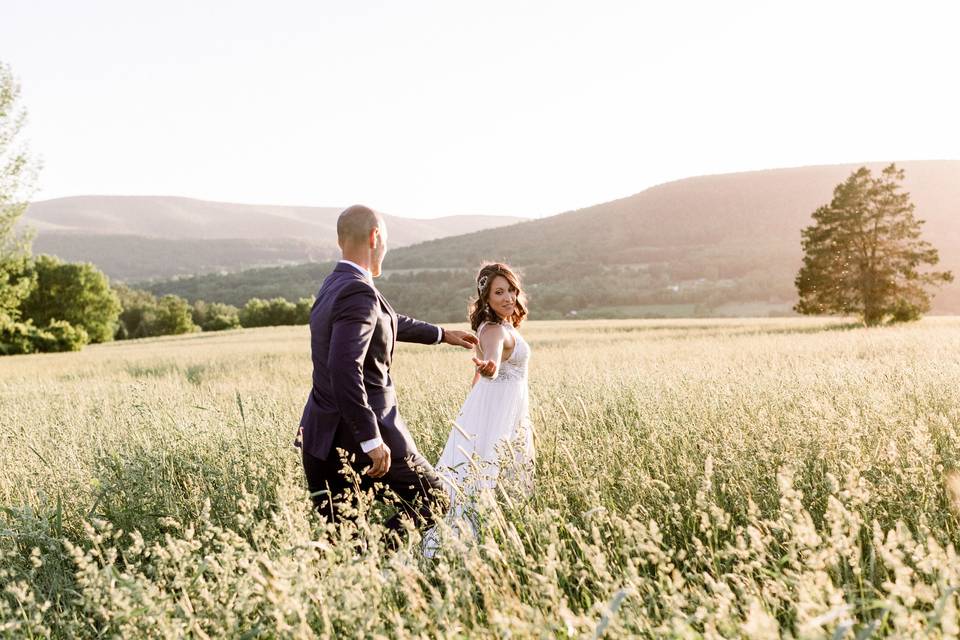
[321,271,377,304]
[325,267,373,289]
[339,275,377,296]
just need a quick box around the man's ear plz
[368,227,379,249]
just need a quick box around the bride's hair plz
[469,262,528,331]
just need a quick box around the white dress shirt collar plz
[338,259,373,282]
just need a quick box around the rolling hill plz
[147,160,960,321]
[379,160,960,318]
[22,196,526,280]
[384,160,960,270]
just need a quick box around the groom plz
[298,204,477,543]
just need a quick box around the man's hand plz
[366,443,392,478]
[472,356,497,378]
[442,329,479,349]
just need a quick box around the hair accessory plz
[477,274,489,292]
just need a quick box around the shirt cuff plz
[435,326,443,344]
[360,437,383,453]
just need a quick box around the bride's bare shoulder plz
[477,321,507,338]
[478,322,516,354]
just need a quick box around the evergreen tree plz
[795,164,953,326]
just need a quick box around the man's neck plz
[339,258,373,280]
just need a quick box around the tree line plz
[143,256,802,323]
[1,253,316,355]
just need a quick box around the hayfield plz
[2,318,960,638]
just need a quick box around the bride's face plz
[486,275,518,321]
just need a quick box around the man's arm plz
[328,285,381,445]
[395,314,442,344]
[396,314,478,349]
[328,284,392,477]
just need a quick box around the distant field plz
[3,318,960,637]
[561,302,795,318]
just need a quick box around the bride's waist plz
[478,374,527,385]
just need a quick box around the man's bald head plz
[337,204,389,276]
[337,204,384,249]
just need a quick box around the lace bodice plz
[478,322,529,383]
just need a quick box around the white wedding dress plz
[423,322,535,556]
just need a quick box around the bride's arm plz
[469,342,483,387]
[472,324,506,381]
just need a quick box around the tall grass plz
[2,318,960,637]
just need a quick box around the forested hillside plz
[33,234,338,281]
[144,161,960,321]
[23,196,525,280]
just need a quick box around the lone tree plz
[795,164,952,326]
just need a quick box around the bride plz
[424,263,535,556]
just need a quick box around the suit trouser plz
[302,407,448,536]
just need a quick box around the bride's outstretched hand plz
[472,356,497,378]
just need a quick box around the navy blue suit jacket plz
[299,262,440,460]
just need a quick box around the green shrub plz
[0,318,88,354]
[191,300,241,332]
[113,285,198,339]
[39,320,89,352]
[239,297,305,327]
[0,319,40,355]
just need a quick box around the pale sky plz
[3,0,958,218]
